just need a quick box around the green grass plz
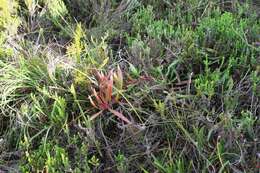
[0,0,259,172]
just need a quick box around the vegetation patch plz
[0,0,259,172]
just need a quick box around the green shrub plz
[0,0,20,58]
[196,11,259,60]
[20,142,70,172]
[131,5,174,40]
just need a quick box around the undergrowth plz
[0,0,259,172]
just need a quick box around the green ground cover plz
[0,0,259,172]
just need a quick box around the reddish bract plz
[89,67,131,124]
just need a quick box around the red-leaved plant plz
[88,66,131,124]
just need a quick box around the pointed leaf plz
[89,110,103,121]
[105,75,113,102]
[89,96,98,109]
[92,88,103,108]
[108,108,131,124]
